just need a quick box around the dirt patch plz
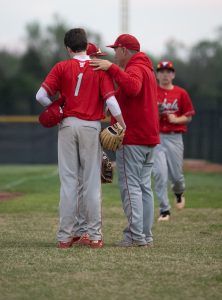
[183,159,222,173]
[0,192,23,202]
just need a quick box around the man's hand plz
[105,106,111,116]
[90,58,112,71]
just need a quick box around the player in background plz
[36,29,126,249]
[153,61,195,221]
[90,34,160,247]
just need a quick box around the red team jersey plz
[157,85,195,133]
[42,59,115,120]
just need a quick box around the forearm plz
[108,64,141,97]
[177,115,192,124]
[106,96,126,129]
[90,58,141,96]
[168,114,192,124]
[113,114,126,130]
[36,87,52,107]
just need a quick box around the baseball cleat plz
[158,210,170,222]
[88,240,104,249]
[72,233,90,246]
[57,239,75,249]
[175,193,185,209]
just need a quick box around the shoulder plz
[56,59,81,68]
[51,60,71,71]
[174,86,192,103]
[174,85,189,94]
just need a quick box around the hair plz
[64,28,87,52]
[126,49,138,55]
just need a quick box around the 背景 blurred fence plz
[0,108,222,164]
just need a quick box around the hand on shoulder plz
[90,59,112,71]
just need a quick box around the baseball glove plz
[101,151,113,184]
[39,98,64,128]
[100,122,125,151]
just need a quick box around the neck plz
[74,51,86,55]
[160,83,174,90]
[122,55,132,68]
[69,50,86,57]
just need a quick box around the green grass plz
[0,165,222,300]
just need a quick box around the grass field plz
[0,165,222,300]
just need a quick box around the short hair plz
[64,28,87,52]
[126,49,138,55]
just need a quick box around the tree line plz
[1,16,222,115]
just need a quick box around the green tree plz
[0,16,104,115]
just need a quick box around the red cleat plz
[73,234,90,246]
[57,239,75,249]
[89,240,104,249]
[57,236,82,249]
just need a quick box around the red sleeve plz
[181,89,195,116]
[108,64,143,97]
[41,63,62,96]
[100,71,116,100]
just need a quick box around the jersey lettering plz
[74,73,83,96]
[160,98,179,113]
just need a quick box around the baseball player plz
[36,29,126,249]
[152,60,195,221]
[90,34,160,247]
[72,42,108,244]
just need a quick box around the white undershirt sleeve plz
[106,96,121,116]
[36,87,52,107]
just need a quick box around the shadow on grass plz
[1,240,55,248]
[1,240,154,250]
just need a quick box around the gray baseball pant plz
[152,133,185,213]
[116,145,155,244]
[57,117,102,242]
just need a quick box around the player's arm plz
[106,96,126,130]
[108,64,142,97]
[36,87,53,107]
[36,63,62,107]
[168,89,195,124]
[167,114,192,124]
[90,59,142,97]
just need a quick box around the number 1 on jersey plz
[74,73,83,96]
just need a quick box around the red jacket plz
[108,52,160,146]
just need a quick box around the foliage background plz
[1,17,222,115]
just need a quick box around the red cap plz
[39,98,64,128]
[86,43,106,56]
[156,61,175,72]
[107,34,140,51]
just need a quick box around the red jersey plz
[42,58,115,120]
[157,85,195,133]
[108,52,160,146]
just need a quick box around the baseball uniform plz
[41,56,115,242]
[153,84,195,214]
